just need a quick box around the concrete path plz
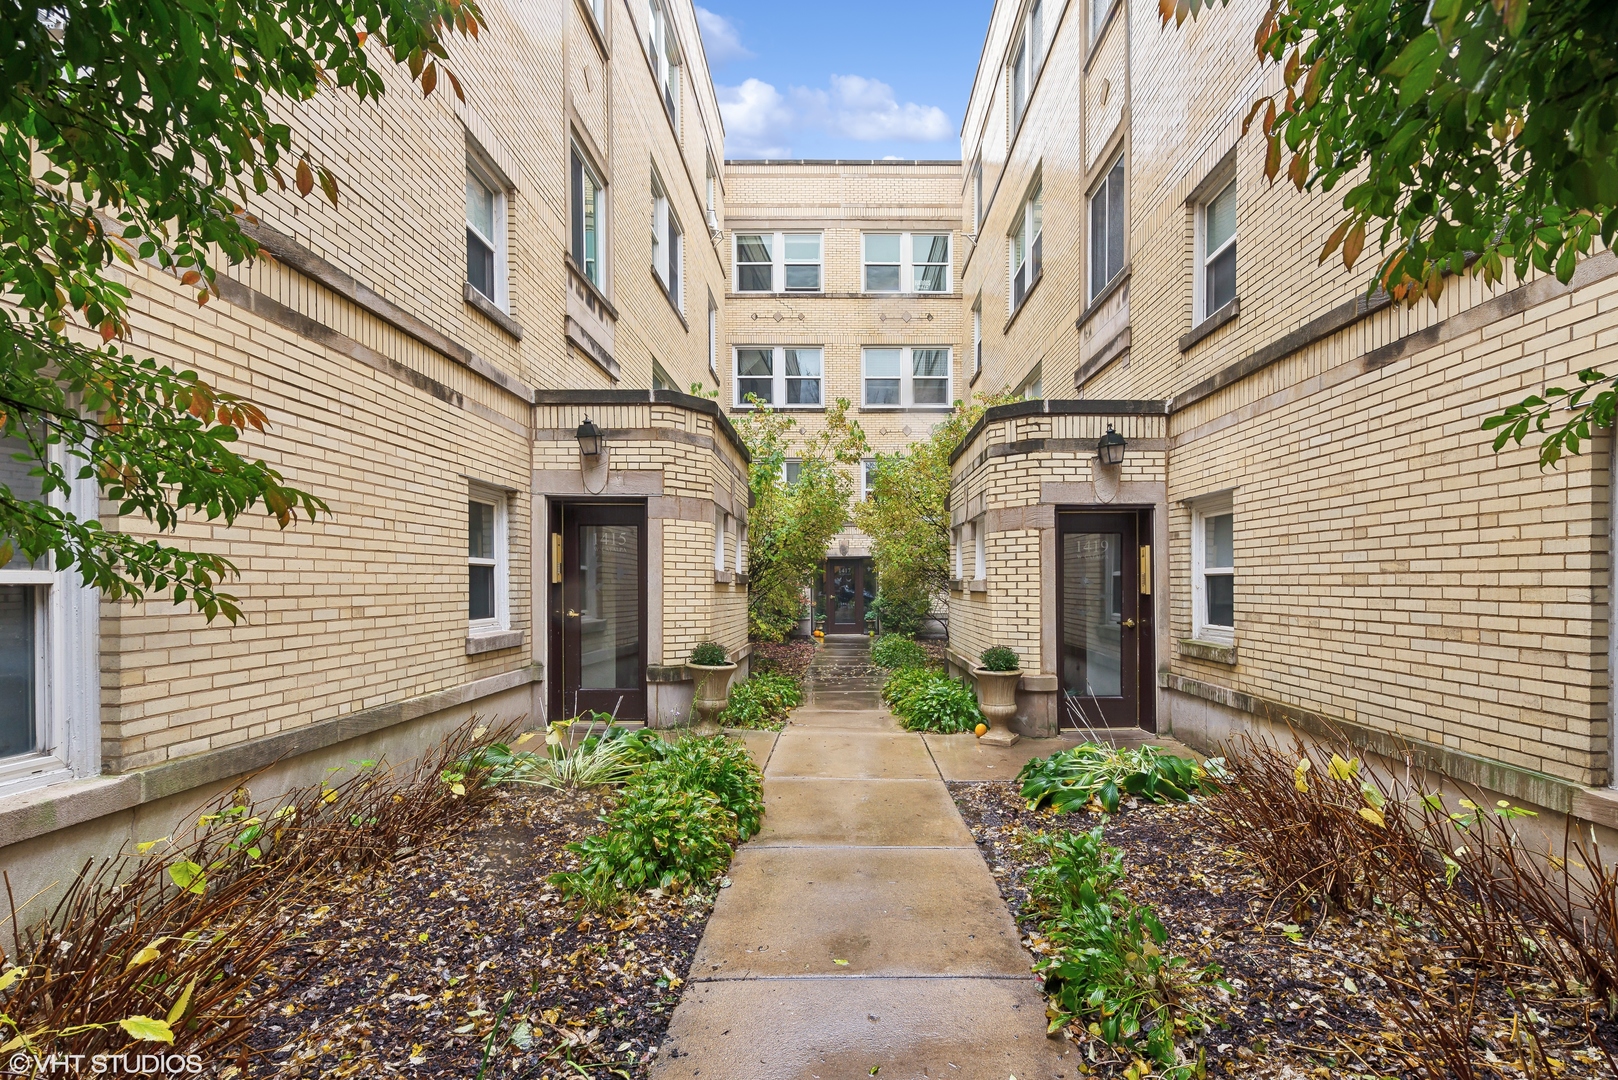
[655,641,1078,1079]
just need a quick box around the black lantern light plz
[575,418,604,458]
[1096,424,1126,467]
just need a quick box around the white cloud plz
[718,74,952,158]
[695,7,752,67]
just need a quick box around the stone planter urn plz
[687,661,737,734]
[973,668,1022,730]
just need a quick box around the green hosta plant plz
[871,633,929,670]
[689,642,729,666]
[1018,743,1219,814]
[896,675,984,734]
[880,665,939,711]
[1027,826,1224,1076]
[645,735,765,841]
[550,783,736,900]
[717,672,803,730]
[978,646,1020,672]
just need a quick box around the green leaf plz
[166,860,207,895]
[118,1016,175,1044]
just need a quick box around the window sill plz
[966,578,987,594]
[566,254,618,320]
[650,267,689,330]
[859,405,954,414]
[732,403,825,413]
[1178,638,1236,665]
[467,629,525,655]
[714,570,734,584]
[463,283,524,341]
[1076,266,1130,333]
[1179,297,1239,353]
[1003,271,1043,334]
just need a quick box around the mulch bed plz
[749,638,815,683]
[949,780,1617,1080]
[245,786,712,1079]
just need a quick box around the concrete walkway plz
[654,641,1078,1079]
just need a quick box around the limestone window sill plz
[715,570,734,584]
[466,629,525,655]
[463,283,524,341]
[966,578,987,594]
[1178,638,1236,665]
[1178,297,1239,353]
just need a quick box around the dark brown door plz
[824,559,866,633]
[1056,512,1153,731]
[552,503,648,721]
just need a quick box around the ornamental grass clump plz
[870,632,929,670]
[1019,743,1220,815]
[1027,824,1224,1076]
[716,671,803,729]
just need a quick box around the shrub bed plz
[871,632,929,670]
[716,671,803,729]
[1018,742,1221,814]
[881,667,983,733]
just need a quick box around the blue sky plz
[694,1,992,160]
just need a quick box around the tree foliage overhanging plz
[0,0,482,619]
[1170,0,1618,467]
[734,398,866,642]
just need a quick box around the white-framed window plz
[1091,0,1114,37]
[952,525,964,579]
[465,159,507,309]
[1010,181,1043,310]
[1190,495,1234,644]
[1017,362,1043,400]
[647,0,680,131]
[734,346,823,408]
[1009,0,1045,135]
[733,232,822,293]
[1197,179,1238,323]
[705,159,719,232]
[971,161,984,234]
[714,509,729,574]
[860,459,877,501]
[571,145,605,289]
[782,458,802,486]
[651,172,682,309]
[862,233,952,293]
[0,440,99,795]
[1089,156,1125,300]
[862,347,952,409]
[651,361,674,391]
[972,299,983,376]
[468,490,510,632]
[973,518,986,579]
[707,295,720,379]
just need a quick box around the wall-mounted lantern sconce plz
[575,418,604,459]
[1096,424,1127,467]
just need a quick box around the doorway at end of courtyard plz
[1058,508,1157,734]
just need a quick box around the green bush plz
[1027,825,1224,1075]
[871,633,929,670]
[897,676,984,733]
[1018,743,1217,814]
[867,591,930,636]
[689,641,729,666]
[880,664,939,712]
[978,645,1020,672]
[549,734,765,906]
[717,671,803,729]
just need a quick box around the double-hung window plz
[570,147,604,289]
[1198,179,1238,322]
[647,0,680,131]
[1008,0,1045,135]
[782,459,803,486]
[734,347,823,408]
[972,299,983,376]
[468,491,509,631]
[1191,496,1234,644]
[734,233,822,293]
[862,347,951,408]
[862,233,952,293]
[860,459,878,501]
[651,173,682,309]
[971,161,984,235]
[1010,182,1043,310]
[1091,0,1114,37]
[465,160,506,309]
[707,295,720,379]
[1089,156,1125,300]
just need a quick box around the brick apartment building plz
[0,0,1614,904]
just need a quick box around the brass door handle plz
[1121,618,1137,628]
[567,609,582,617]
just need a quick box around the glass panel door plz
[1057,512,1140,729]
[558,503,647,721]
[825,560,866,633]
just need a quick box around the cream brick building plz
[721,160,964,633]
[948,0,1618,833]
[0,0,754,904]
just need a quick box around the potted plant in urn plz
[687,642,736,733]
[974,647,1022,736]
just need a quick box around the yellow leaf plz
[1293,758,1311,793]
[418,932,430,943]
[167,977,197,1026]
[451,783,467,797]
[125,939,165,970]
[1327,754,1359,781]
[322,789,339,804]
[118,1016,175,1044]
[1358,807,1386,829]
[0,967,26,992]
[833,959,849,966]
[472,725,488,739]
[135,836,170,854]
[515,732,536,745]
